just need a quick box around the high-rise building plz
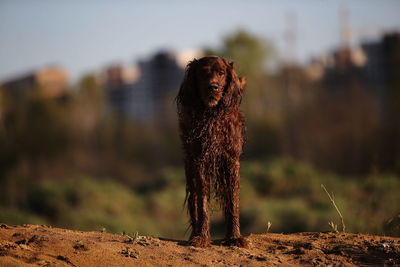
[103,51,185,123]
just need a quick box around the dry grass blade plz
[321,184,346,233]
[266,221,272,233]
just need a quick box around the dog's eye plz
[218,71,225,76]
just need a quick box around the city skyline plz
[1,0,400,82]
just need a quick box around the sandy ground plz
[0,224,399,266]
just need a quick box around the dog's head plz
[177,56,245,110]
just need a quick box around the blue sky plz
[1,0,399,82]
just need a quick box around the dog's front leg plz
[222,161,249,248]
[188,170,211,247]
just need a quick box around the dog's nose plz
[209,84,219,91]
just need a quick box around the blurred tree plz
[0,87,19,179]
[204,30,277,116]
[204,29,272,78]
[69,74,104,143]
[78,74,104,107]
[203,29,282,159]
[0,87,70,206]
[0,90,68,168]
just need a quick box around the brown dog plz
[176,56,248,248]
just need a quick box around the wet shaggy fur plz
[176,56,248,248]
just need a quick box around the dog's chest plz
[195,119,242,155]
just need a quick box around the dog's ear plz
[222,61,245,108]
[176,59,199,108]
[238,76,246,94]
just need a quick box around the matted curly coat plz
[176,56,248,248]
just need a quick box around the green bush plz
[1,158,399,238]
[25,177,149,234]
[0,207,48,226]
[240,159,400,236]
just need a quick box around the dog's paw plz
[188,235,211,248]
[222,236,249,248]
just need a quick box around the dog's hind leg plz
[185,160,199,238]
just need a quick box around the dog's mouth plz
[207,96,219,106]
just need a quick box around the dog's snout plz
[209,84,219,91]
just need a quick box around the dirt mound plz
[0,224,399,266]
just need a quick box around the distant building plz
[0,67,68,99]
[361,32,400,106]
[104,65,131,117]
[103,51,185,123]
